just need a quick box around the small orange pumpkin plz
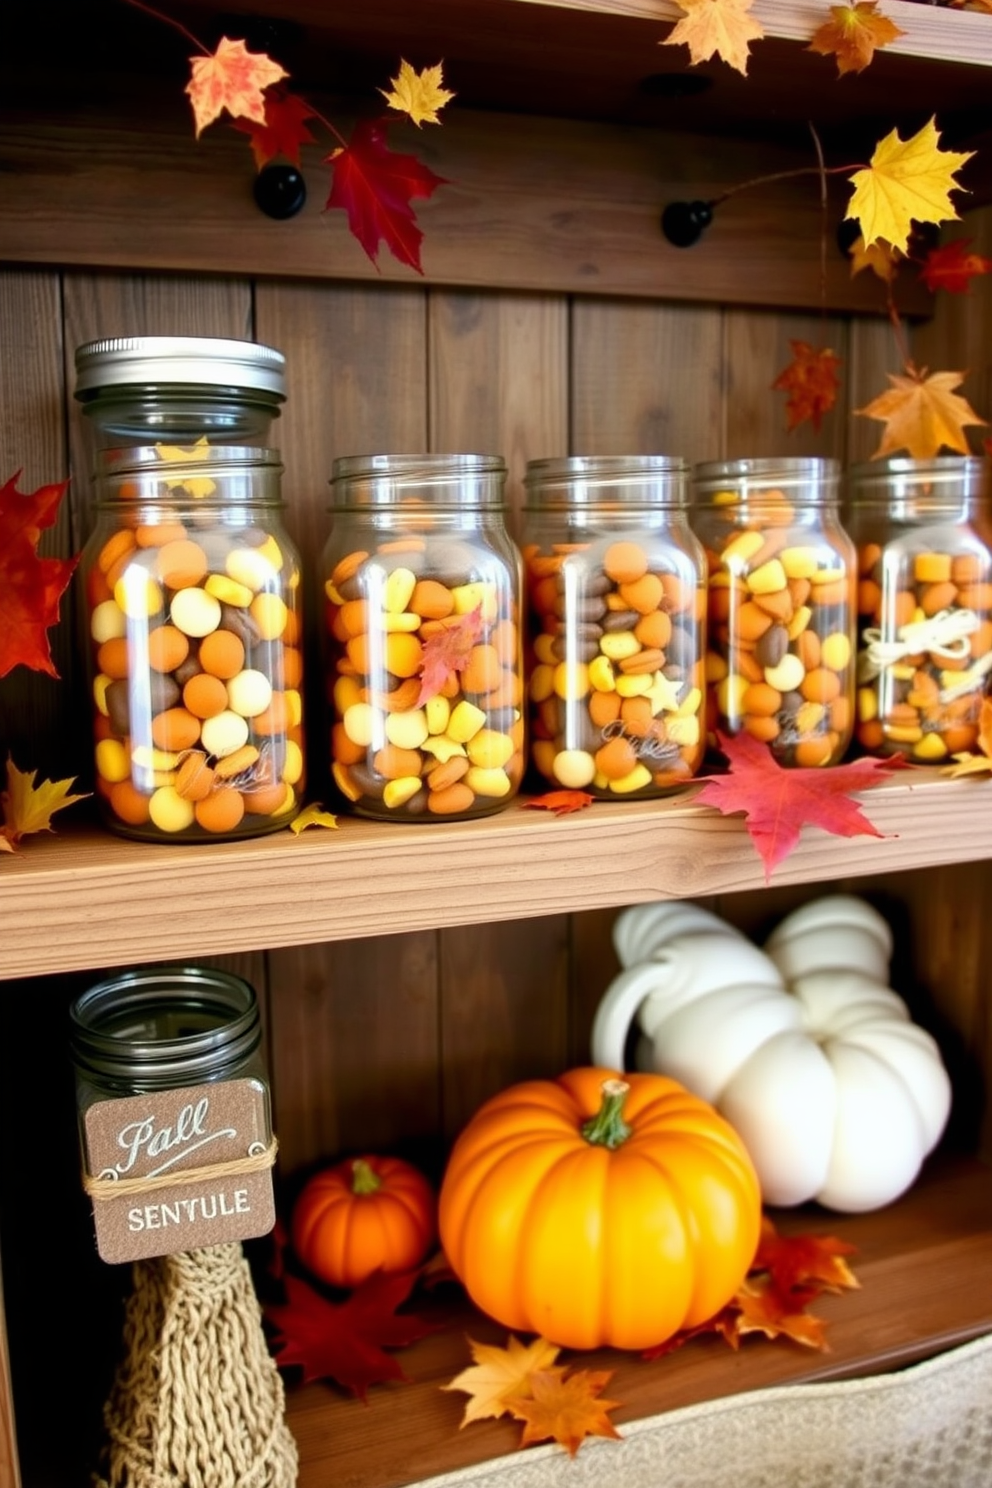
[291,1154,437,1289]
[438,1066,762,1351]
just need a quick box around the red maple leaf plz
[693,730,901,879]
[0,472,78,679]
[265,1267,444,1400]
[525,790,595,816]
[753,1218,859,1299]
[416,604,484,705]
[232,90,318,169]
[918,238,992,295]
[771,341,842,433]
[324,118,449,273]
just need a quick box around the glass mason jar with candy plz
[521,455,707,798]
[322,454,524,821]
[846,455,992,763]
[79,445,305,840]
[691,457,856,767]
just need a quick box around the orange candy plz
[147,625,191,674]
[151,707,201,751]
[198,629,245,680]
[182,673,229,720]
[195,788,246,834]
[109,779,151,826]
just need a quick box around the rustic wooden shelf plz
[1,770,990,980]
[281,1154,992,1488]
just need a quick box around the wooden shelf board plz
[1,770,989,979]
[280,1154,992,1488]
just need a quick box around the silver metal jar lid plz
[74,335,286,398]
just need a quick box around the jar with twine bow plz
[69,967,298,1488]
[846,455,992,764]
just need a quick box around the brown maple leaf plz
[662,0,765,74]
[694,730,901,879]
[525,790,595,816]
[506,1368,622,1457]
[0,471,78,679]
[443,1335,561,1426]
[918,238,992,295]
[772,341,842,433]
[232,90,318,169]
[186,37,288,138]
[325,119,449,274]
[856,364,986,459]
[730,1276,830,1350]
[1,757,89,850]
[265,1267,444,1400]
[807,1,906,76]
[415,604,484,705]
[753,1218,859,1297]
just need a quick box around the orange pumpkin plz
[291,1154,437,1289]
[438,1066,762,1351]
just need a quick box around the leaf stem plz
[116,0,210,54]
[708,160,867,210]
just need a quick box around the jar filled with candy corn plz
[322,454,524,821]
[846,455,992,763]
[691,457,856,767]
[521,455,706,797]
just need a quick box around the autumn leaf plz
[845,117,974,256]
[325,119,448,274]
[154,437,216,499]
[942,696,992,776]
[525,790,595,816]
[753,1218,859,1298]
[1,757,89,850]
[807,1,905,76]
[232,91,318,169]
[731,1276,830,1350]
[0,471,78,679]
[506,1368,622,1457]
[662,0,765,74]
[443,1334,561,1426]
[381,60,455,127]
[416,605,484,705]
[186,37,288,138]
[289,803,339,834]
[772,341,842,433]
[918,238,992,295]
[848,234,902,282]
[694,730,901,879]
[855,365,986,459]
[266,1268,444,1400]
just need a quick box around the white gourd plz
[590,895,952,1213]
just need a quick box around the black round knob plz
[661,200,713,249]
[253,164,307,221]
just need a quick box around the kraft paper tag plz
[82,1079,276,1264]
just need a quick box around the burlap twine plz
[93,1242,298,1488]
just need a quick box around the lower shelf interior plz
[282,1154,992,1488]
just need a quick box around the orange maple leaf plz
[525,790,595,816]
[772,341,842,433]
[0,471,78,679]
[918,238,992,295]
[942,696,992,777]
[730,1276,831,1350]
[856,365,987,458]
[232,91,318,169]
[415,604,484,705]
[186,37,288,137]
[506,1368,622,1456]
[753,1218,860,1297]
[807,1,906,76]
[442,1335,561,1425]
[662,0,765,76]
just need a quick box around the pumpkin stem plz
[351,1158,382,1195]
[580,1078,632,1149]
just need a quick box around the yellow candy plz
[588,655,616,692]
[609,763,653,794]
[552,749,596,789]
[149,786,195,833]
[250,592,289,639]
[385,708,429,750]
[747,558,788,596]
[467,729,514,770]
[465,765,512,798]
[448,700,487,742]
[91,599,126,643]
[95,738,130,784]
[281,738,304,785]
[383,776,422,809]
[425,695,451,735]
[779,547,819,580]
[598,631,640,662]
[205,574,254,608]
[721,530,764,570]
[383,567,417,615]
[452,581,498,623]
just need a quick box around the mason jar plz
[79,445,305,840]
[74,334,286,449]
[522,455,706,797]
[847,455,992,762]
[691,457,856,767]
[322,454,524,821]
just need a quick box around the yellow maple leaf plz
[1,756,89,849]
[662,0,765,75]
[942,697,992,776]
[442,1334,561,1426]
[845,117,974,256]
[380,60,455,127]
[154,436,216,500]
[289,803,339,834]
[808,2,906,76]
[856,366,986,458]
[186,37,288,138]
[848,233,901,282]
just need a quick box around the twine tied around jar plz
[83,1136,279,1200]
[93,1241,298,1488]
[858,608,979,682]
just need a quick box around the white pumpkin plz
[591,896,952,1213]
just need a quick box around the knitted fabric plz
[95,1243,297,1488]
